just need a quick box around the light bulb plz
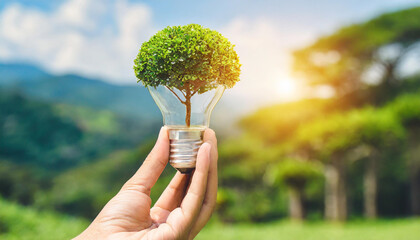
[134,24,241,173]
[148,84,225,173]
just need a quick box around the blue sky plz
[2,0,419,29]
[1,0,420,110]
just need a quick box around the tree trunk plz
[408,126,420,215]
[185,97,191,127]
[324,158,347,221]
[288,187,304,221]
[165,85,192,127]
[410,170,420,215]
[184,87,191,127]
[364,150,378,219]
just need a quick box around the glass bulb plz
[148,85,225,173]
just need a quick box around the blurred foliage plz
[235,6,420,222]
[0,91,157,170]
[293,7,420,98]
[234,89,420,221]
[0,197,88,240]
[238,8,420,215]
[36,140,175,219]
[240,98,335,144]
[0,91,158,208]
[214,136,288,222]
[385,92,420,126]
[0,92,82,168]
[268,158,322,188]
[0,161,45,206]
[294,107,404,161]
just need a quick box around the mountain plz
[0,63,50,84]
[0,63,160,120]
[0,62,244,136]
[0,91,159,171]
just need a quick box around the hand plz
[74,127,218,240]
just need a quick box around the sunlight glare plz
[276,76,298,101]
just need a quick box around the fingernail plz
[158,126,166,138]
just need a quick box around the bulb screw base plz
[169,128,204,174]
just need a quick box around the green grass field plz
[0,198,88,240]
[1,197,419,240]
[198,218,420,240]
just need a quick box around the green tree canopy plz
[385,92,420,126]
[238,97,361,144]
[293,7,420,96]
[134,24,241,126]
[294,107,404,161]
[269,158,321,188]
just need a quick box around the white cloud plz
[0,0,155,83]
[0,1,321,113]
[56,0,105,30]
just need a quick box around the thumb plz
[123,127,170,195]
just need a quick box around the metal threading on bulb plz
[169,129,204,174]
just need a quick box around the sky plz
[1,0,420,112]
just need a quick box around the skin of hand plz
[73,127,218,240]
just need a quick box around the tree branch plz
[180,89,187,98]
[191,90,199,97]
[166,86,186,104]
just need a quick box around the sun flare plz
[276,76,298,101]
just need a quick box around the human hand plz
[74,127,218,240]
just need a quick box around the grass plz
[197,218,420,240]
[1,197,419,240]
[0,198,88,240]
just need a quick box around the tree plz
[268,158,321,221]
[216,136,280,222]
[293,7,420,103]
[351,109,404,219]
[386,93,420,215]
[134,24,241,126]
[239,98,338,144]
[294,111,358,221]
[294,107,403,221]
[291,6,420,219]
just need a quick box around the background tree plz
[293,7,420,104]
[348,109,404,219]
[215,136,282,222]
[134,24,241,126]
[386,93,420,215]
[294,108,403,221]
[294,113,353,222]
[268,158,321,221]
[295,108,374,221]
[239,98,340,144]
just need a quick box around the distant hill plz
[0,62,160,120]
[0,91,159,170]
[0,62,245,136]
[39,138,178,219]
